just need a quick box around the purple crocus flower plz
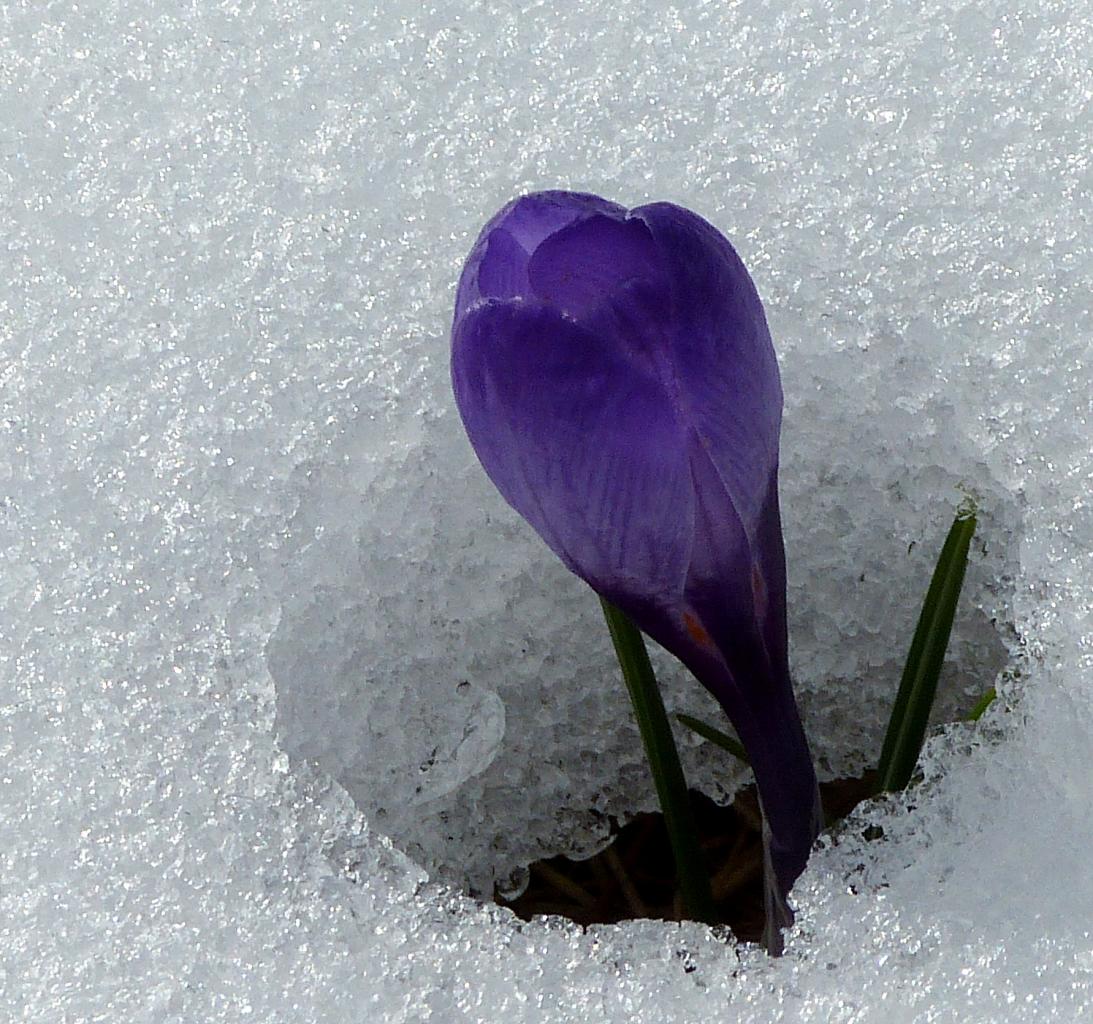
[451,190,821,940]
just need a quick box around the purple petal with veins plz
[451,190,821,945]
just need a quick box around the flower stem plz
[599,597,718,925]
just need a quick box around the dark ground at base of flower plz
[497,773,878,942]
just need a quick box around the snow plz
[1,1,1091,1020]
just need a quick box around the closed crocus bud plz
[451,190,821,944]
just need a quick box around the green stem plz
[599,597,718,925]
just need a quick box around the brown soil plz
[497,773,877,942]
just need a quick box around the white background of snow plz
[1,1,1091,1020]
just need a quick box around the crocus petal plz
[502,190,625,253]
[635,440,810,865]
[527,214,665,320]
[476,228,530,302]
[451,299,693,609]
[454,191,627,322]
[451,192,821,947]
[633,202,782,538]
[680,441,789,692]
[633,201,793,686]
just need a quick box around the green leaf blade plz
[676,712,750,765]
[877,511,977,792]
[598,597,718,925]
[967,686,997,722]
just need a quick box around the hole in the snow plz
[264,409,1025,906]
[494,775,877,942]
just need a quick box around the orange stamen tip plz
[751,564,766,606]
[683,611,713,648]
